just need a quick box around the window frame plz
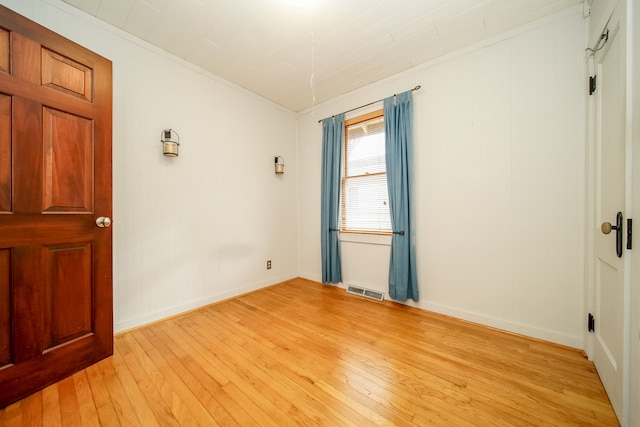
[340,109,391,236]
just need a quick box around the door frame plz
[584,0,634,425]
[629,1,640,425]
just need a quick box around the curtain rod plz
[317,85,421,123]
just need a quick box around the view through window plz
[341,110,391,234]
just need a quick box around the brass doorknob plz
[601,222,614,234]
[96,217,112,228]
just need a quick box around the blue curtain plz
[384,91,419,301]
[321,114,344,284]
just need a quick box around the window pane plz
[343,174,391,231]
[342,111,390,233]
[346,118,385,176]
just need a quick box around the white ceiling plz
[61,0,582,112]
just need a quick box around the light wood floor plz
[0,278,618,426]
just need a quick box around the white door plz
[592,8,626,423]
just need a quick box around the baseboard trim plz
[298,275,583,349]
[416,300,583,349]
[114,273,297,333]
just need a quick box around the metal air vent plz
[346,285,384,302]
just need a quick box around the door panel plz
[12,97,43,213]
[42,107,93,213]
[42,48,93,101]
[0,94,9,212]
[43,242,93,350]
[0,5,112,407]
[596,259,623,367]
[12,246,43,363]
[11,33,40,85]
[0,249,10,367]
[0,28,8,72]
[593,8,625,422]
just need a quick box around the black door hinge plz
[589,75,597,95]
[627,218,632,250]
[588,313,595,332]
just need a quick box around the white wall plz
[298,6,586,348]
[0,0,299,332]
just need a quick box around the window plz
[341,110,391,234]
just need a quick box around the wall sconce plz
[161,129,180,157]
[275,156,285,175]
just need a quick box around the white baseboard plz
[415,300,584,349]
[114,273,297,333]
[298,274,583,349]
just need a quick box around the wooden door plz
[0,5,112,407]
[592,6,626,423]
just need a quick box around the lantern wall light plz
[161,129,180,157]
[275,156,285,175]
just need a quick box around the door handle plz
[601,211,623,257]
[95,216,112,228]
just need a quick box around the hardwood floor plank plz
[97,358,142,427]
[1,400,23,427]
[254,281,617,425]
[56,376,83,427]
[169,315,335,425]
[146,323,243,426]
[41,384,62,427]
[221,310,410,424]
[154,320,300,427]
[0,278,619,426]
[196,309,374,426]
[229,291,476,419]
[84,364,111,410]
[214,300,418,425]
[72,370,101,426]
[124,331,207,426]
[145,322,242,426]
[130,329,220,426]
[186,312,349,426]
[96,402,121,427]
[110,342,162,427]
[20,391,43,426]
[116,335,182,427]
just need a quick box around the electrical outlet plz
[267,260,272,270]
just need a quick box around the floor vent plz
[346,285,384,302]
